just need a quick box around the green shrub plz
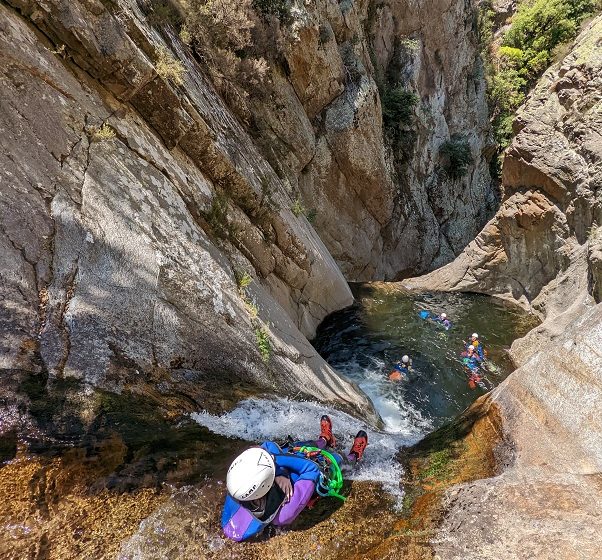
[306,208,317,224]
[290,197,317,223]
[381,85,418,131]
[253,0,291,22]
[154,46,186,85]
[379,85,419,157]
[254,325,271,362]
[440,136,473,179]
[235,270,253,291]
[291,197,306,217]
[179,25,192,45]
[206,192,232,239]
[503,0,598,77]
[92,123,116,142]
[482,0,600,151]
[184,0,269,123]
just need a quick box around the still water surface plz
[313,287,538,432]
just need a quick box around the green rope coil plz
[294,446,346,501]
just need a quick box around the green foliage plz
[254,325,271,362]
[185,0,269,123]
[291,196,316,223]
[179,25,192,45]
[440,136,473,179]
[381,85,418,131]
[503,0,597,73]
[379,85,419,158]
[318,24,333,46]
[206,192,233,239]
[291,197,306,217]
[235,270,253,291]
[419,449,452,481]
[481,0,600,151]
[253,0,291,22]
[92,123,116,142]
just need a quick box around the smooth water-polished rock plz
[0,0,374,428]
[434,303,602,560]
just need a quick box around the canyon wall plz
[0,0,498,432]
[256,0,497,280]
[404,15,602,363]
[434,301,602,560]
[402,15,602,559]
[0,0,376,431]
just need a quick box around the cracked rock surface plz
[251,0,498,280]
[0,0,375,426]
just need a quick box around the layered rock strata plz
[252,0,497,279]
[434,302,602,560]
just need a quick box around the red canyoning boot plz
[348,430,368,462]
[319,415,336,448]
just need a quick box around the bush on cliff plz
[252,0,291,22]
[440,136,473,180]
[380,84,419,154]
[481,0,600,150]
[183,0,270,123]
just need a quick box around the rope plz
[290,446,346,501]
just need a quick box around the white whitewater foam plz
[191,393,432,506]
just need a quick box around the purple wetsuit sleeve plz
[272,479,315,526]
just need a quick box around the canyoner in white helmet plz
[389,354,412,381]
[465,332,485,359]
[221,416,369,542]
[227,447,276,502]
[418,309,452,330]
[435,311,452,330]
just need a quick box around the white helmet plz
[441,313,447,319]
[227,447,275,501]
[402,355,410,363]
[468,345,475,351]
[471,333,478,339]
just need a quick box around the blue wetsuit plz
[393,363,410,374]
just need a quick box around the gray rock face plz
[403,16,602,364]
[251,0,497,280]
[0,0,376,423]
[434,302,602,560]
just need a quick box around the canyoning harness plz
[288,446,346,501]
